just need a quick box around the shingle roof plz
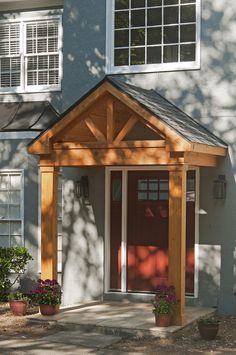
[107,77,227,148]
[0,101,59,131]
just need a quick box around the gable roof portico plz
[28,77,227,327]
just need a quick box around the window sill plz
[0,85,61,95]
[106,61,200,75]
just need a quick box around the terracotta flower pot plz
[155,314,172,327]
[198,322,219,340]
[39,304,60,316]
[9,300,28,316]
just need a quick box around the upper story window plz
[106,0,200,74]
[0,14,62,93]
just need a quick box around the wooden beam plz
[184,152,218,167]
[105,82,191,151]
[107,97,114,143]
[168,168,187,326]
[85,116,106,142]
[53,140,166,150]
[40,165,58,280]
[190,143,227,156]
[42,147,185,166]
[114,115,138,144]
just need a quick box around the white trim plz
[105,165,200,297]
[104,168,111,293]
[106,0,201,74]
[121,169,127,292]
[194,167,200,298]
[37,170,41,273]
[0,12,62,94]
[0,131,39,139]
[0,169,24,247]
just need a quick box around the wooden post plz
[168,167,187,326]
[107,97,114,143]
[40,165,58,280]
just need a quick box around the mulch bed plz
[0,303,64,339]
[107,315,236,354]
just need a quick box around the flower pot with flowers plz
[152,284,178,327]
[31,279,62,316]
[197,314,220,340]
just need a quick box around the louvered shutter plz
[25,20,59,87]
[0,23,21,88]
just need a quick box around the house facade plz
[0,0,235,322]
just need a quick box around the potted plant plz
[197,314,220,340]
[8,292,30,316]
[152,284,178,327]
[30,279,62,316]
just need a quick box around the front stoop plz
[28,303,214,339]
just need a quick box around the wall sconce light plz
[213,175,227,199]
[75,176,89,199]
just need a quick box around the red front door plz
[127,171,169,292]
[109,170,196,294]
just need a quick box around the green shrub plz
[0,246,33,300]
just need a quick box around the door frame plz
[104,166,200,298]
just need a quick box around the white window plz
[0,171,24,247]
[106,0,200,74]
[0,14,62,93]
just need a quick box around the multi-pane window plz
[0,15,62,92]
[0,172,23,247]
[137,178,168,201]
[107,0,200,73]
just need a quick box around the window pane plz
[147,27,162,45]
[115,0,129,9]
[147,0,162,6]
[38,71,48,85]
[164,0,178,5]
[10,191,21,204]
[0,237,10,247]
[0,205,8,218]
[115,11,129,28]
[149,179,158,190]
[163,26,178,43]
[180,24,196,42]
[0,222,9,235]
[131,9,145,27]
[181,0,196,3]
[27,71,37,86]
[10,236,22,246]
[10,175,21,189]
[10,221,21,235]
[180,5,196,23]
[160,192,169,200]
[160,180,169,190]
[147,46,162,63]
[112,179,122,201]
[0,192,9,203]
[9,205,21,219]
[163,45,178,62]
[164,6,179,24]
[149,192,158,200]
[115,48,129,66]
[138,179,148,190]
[138,192,147,200]
[0,175,8,189]
[180,43,195,61]
[115,30,129,47]
[147,8,162,26]
[131,28,145,46]
[131,0,145,7]
[131,47,145,64]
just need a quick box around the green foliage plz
[31,279,62,305]
[197,314,220,324]
[8,291,29,302]
[0,246,33,297]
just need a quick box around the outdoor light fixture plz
[213,175,227,199]
[75,176,89,199]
